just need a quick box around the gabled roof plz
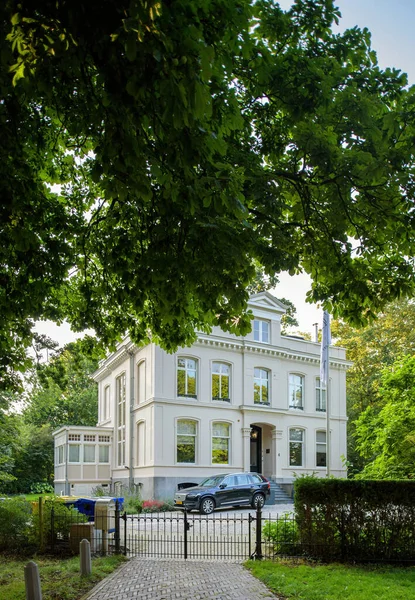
[248,291,287,315]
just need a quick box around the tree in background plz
[24,337,100,430]
[0,337,100,493]
[354,355,415,479]
[332,299,415,475]
[2,0,415,387]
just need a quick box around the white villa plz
[53,292,349,499]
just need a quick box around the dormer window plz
[253,319,270,343]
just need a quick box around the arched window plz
[212,362,230,401]
[254,368,269,404]
[316,430,327,467]
[289,374,304,410]
[137,360,146,404]
[103,385,110,420]
[116,373,126,467]
[177,357,198,399]
[137,421,145,466]
[289,428,304,466]
[212,422,231,464]
[176,419,197,463]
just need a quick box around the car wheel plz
[251,493,265,509]
[199,497,215,515]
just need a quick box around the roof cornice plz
[196,336,351,371]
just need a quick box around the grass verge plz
[0,554,126,600]
[245,559,415,600]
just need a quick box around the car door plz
[234,474,252,504]
[216,475,238,507]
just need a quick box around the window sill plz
[177,395,198,400]
[289,406,304,410]
[254,402,270,406]
[316,408,326,412]
[212,398,231,402]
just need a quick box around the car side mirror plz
[219,483,227,489]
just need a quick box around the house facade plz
[53,292,349,499]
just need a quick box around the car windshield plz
[199,475,225,487]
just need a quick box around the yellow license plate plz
[176,500,183,505]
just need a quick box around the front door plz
[250,426,262,473]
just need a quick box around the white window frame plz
[315,377,327,412]
[177,357,198,399]
[316,430,327,468]
[83,444,96,463]
[176,418,198,464]
[211,361,231,402]
[136,420,146,467]
[289,373,304,410]
[253,319,270,343]
[254,367,270,405]
[99,445,110,464]
[116,372,126,467]
[103,385,110,421]
[68,444,80,463]
[289,428,305,467]
[137,360,146,404]
[211,421,231,465]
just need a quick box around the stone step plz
[267,481,293,505]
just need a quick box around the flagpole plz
[320,311,331,477]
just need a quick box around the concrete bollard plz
[80,538,92,576]
[24,561,42,600]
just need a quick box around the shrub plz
[294,478,415,562]
[91,485,107,497]
[124,494,143,514]
[262,513,300,556]
[142,499,175,512]
[30,482,55,495]
[0,497,33,551]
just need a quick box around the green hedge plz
[294,478,415,562]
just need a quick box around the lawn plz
[245,560,415,600]
[0,554,126,600]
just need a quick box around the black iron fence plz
[48,504,415,564]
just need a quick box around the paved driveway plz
[85,557,282,600]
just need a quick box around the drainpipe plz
[65,427,69,495]
[129,351,135,491]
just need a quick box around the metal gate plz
[121,510,259,560]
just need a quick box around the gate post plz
[183,510,190,560]
[114,501,120,554]
[254,505,263,560]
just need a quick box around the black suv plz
[174,472,270,514]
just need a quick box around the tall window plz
[99,445,110,463]
[212,422,230,464]
[57,445,64,464]
[68,444,80,463]
[177,358,197,398]
[137,360,146,404]
[103,386,110,420]
[289,428,304,466]
[116,373,126,467]
[315,378,326,412]
[137,421,145,466]
[316,431,327,467]
[176,419,197,463]
[254,319,270,343]
[289,374,304,410]
[212,362,230,401]
[83,445,95,463]
[254,368,269,404]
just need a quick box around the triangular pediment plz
[248,291,287,315]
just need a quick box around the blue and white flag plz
[320,310,331,389]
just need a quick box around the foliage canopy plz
[2,0,415,385]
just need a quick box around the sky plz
[35,0,415,347]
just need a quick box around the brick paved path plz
[85,558,282,600]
